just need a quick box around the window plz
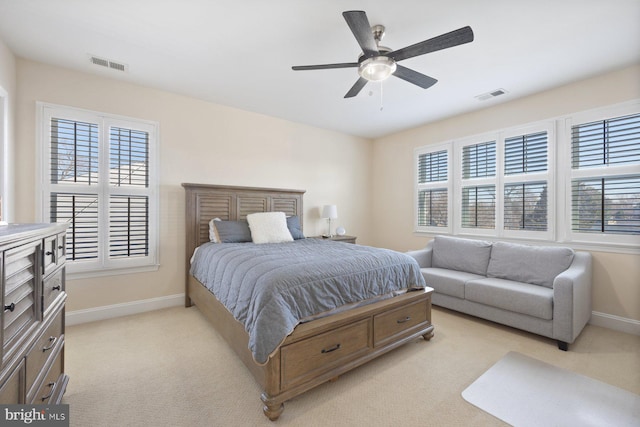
[460,140,496,230]
[415,146,450,232]
[569,111,640,240]
[502,131,549,233]
[38,103,158,277]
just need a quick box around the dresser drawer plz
[281,318,371,389]
[43,235,57,276]
[25,311,64,392]
[43,268,64,314]
[29,341,63,404]
[0,359,24,404]
[373,299,429,347]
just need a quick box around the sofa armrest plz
[406,246,433,268]
[552,251,592,343]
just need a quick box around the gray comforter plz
[190,238,426,364]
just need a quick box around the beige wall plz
[0,38,16,221]
[15,59,372,312]
[371,65,640,322]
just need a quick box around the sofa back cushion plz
[486,242,575,288]
[432,236,493,276]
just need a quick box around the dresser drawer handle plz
[42,336,58,352]
[397,316,411,324]
[52,285,61,291]
[46,251,53,256]
[4,303,15,312]
[58,245,64,249]
[321,343,341,354]
[40,382,56,401]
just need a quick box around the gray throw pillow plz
[286,216,305,240]
[486,242,574,288]
[213,220,252,243]
[432,235,493,275]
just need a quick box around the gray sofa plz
[407,236,592,350]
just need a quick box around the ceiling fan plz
[292,10,474,98]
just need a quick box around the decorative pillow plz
[432,235,493,276]
[247,212,293,244]
[286,216,305,240]
[213,220,252,243]
[208,218,221,243]
[487,242,575,288]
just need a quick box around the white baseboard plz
[589,311,640,336]
[66,293,185,326]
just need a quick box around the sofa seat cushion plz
[486,242,574,288]
[421,268,485,299]
[465,278,554,320]
[432,235,493,276]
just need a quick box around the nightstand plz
[311,235,357,244]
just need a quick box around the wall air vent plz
[475,88,508,101]
[89,55,128,72]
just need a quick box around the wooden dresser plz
[0,223,69,404]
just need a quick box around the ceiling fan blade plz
[390,26,474,62]
[292,63,359,71]
[393,65,438,89]
[344,77,368,98]
[342,10,379,58]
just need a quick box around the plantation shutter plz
[504,131,547,175]
[417,149,449,228]
[571,113,640,235]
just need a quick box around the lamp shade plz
[322,205,338,219]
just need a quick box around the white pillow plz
[246,212,293,244]
[209,218,221,243]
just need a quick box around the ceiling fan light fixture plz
[358,56,397,81]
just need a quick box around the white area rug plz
[462,351,640,427]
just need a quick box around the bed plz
[182,183,434,420]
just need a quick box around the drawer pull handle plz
[52,285,61,291]
[46,251,53,256]
[42,336,58,352]
[58,245,64,249]
[40,382,56,401]
[4,303,15,312]
[321,343,341,354]
[397,316,411,324]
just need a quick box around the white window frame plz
[561,101,640,250]
[453,132,499,238]
[0,86,7,224]
[36,102,160,278]
[499,122,555,241]
[414,143,452,234]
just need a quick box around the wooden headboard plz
[182,183,305,291]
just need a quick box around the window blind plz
[571,176,640,235]
[50,193,99,260]
[109,195,149,257]
[418,189,448,227]
[504,131,547,175]
[50,118,99,184]
[418,150,447,183]
[462,141,496,179]
[571,112,640,236]
[110,127,149,187]
[462,185,496,228]
[572,113,640,169]
[504,182,547,231]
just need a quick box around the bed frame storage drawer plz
[280,318,371,389]
[373,298,430,347]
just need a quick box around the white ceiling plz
[0,1,639,139]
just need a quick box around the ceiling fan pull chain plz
[380,82,384,111]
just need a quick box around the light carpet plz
[64,306,640,426]
[462,351,640,427]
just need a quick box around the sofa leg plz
[557,340,568,351]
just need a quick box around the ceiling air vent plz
[89,55,128,72]
[475,88,508,101]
